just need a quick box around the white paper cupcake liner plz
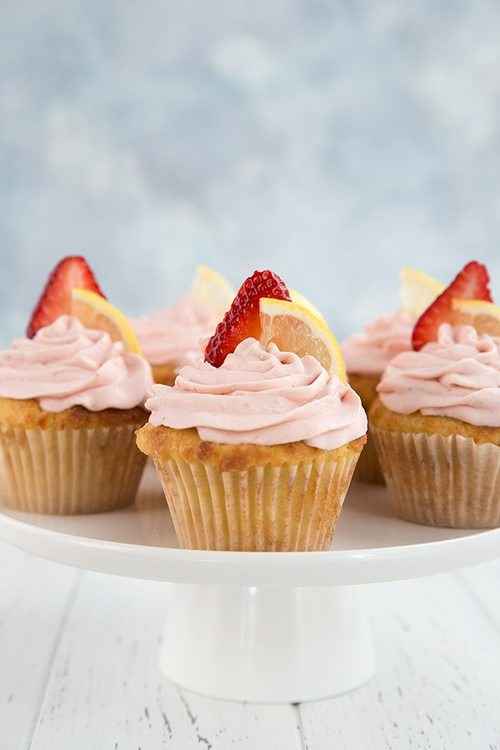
[152,451,360,551]
[371,427,500,528]
[347,374,385,485]
[353,432,385,484]
[0,424,146,514]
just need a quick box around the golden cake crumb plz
[151,363,177,386]
[370,397,500,446]
[0,397,148,431]
[136,423,366,469]
[348,372,379,411]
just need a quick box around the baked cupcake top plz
[0,315,153,412]
[133,295,215,368]
[377,324,500,426]
[145,337,367,449]
[341,311,414,377]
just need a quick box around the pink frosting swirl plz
[146,338,367,449]
[132,295,217,369]
[0,315,153,412]
[342,311,414,376]
[378,324,500,426]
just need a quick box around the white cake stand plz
[1,463,499,703]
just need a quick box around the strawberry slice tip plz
[204,270,291,367]
[411,261,492,351]
[26,255,105,338]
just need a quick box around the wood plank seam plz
[454,570,500,635]
[293,703,310,750]
[176,687,217,749]
[25,568,83,750]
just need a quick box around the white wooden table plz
[1,541,500,749]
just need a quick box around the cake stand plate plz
[0,464,499,703]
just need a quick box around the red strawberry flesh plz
[412,261,492,351]
[26,255,105,338]
[204,270,291,367]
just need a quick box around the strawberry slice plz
[412,261,492,350]
[27,256,106,338]
[204,270,291,367]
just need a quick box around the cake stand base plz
[159,583,374,703]
[3,474,499,702]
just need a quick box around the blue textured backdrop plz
[2,1,500,344]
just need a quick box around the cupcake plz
[342,268,443,483]
[137,270,367,551]
[371,260,500,528]
[133,265,233,385]
[0,256,153,515]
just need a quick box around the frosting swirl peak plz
[0,315,153,412]
[146,338,367,449]
[132,295,216,368]
[342,311,413,376]
[377,324,500,426]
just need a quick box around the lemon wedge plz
[259,297,346,381]
[290,288,326,323]
[451,299,500,337]
[191,265,234,318]
[71,289,142,354]
[400,268,444,317]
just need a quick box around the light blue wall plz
[2,1,500,345]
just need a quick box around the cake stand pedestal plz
[160,583,373,702]
[0,465,498,703]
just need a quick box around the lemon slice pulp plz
[451,298,500,337]
[71,289,142,354]
[259,297,346,381]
